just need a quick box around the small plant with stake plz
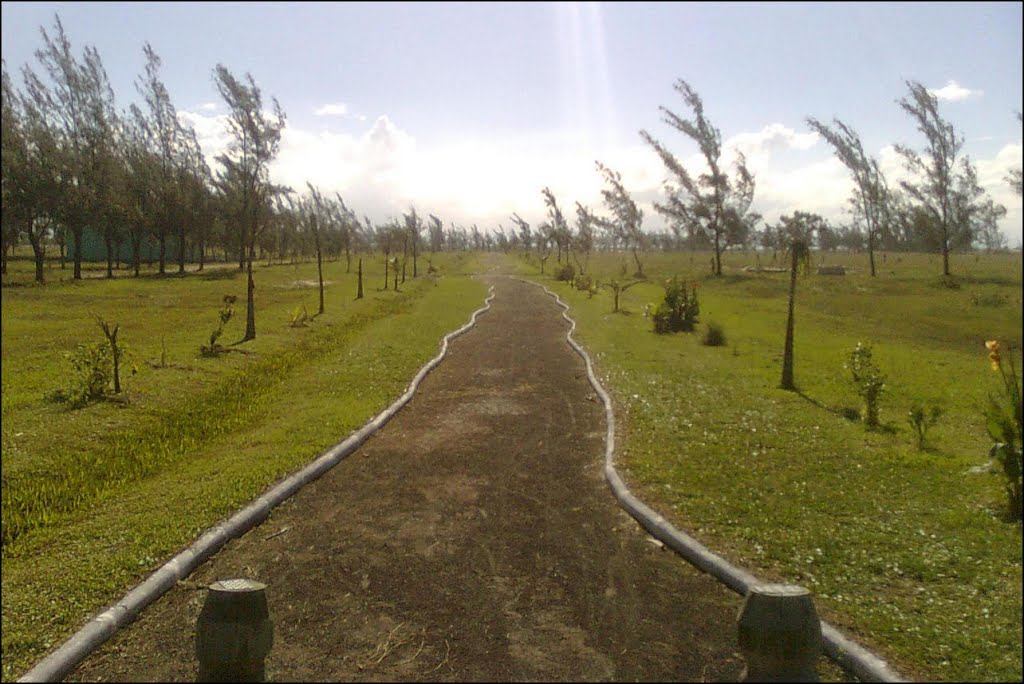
[983,340,1022,520]
[200,294,237,357]
[907,402,943,450]
[846,342,886,429]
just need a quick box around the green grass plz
[514,248,1023,683]
[1,252,487,680]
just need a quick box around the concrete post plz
[195,578,273,682]
[737,583,821,682]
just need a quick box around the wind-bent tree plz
[573,201,597,276]
[894,80,1001,276]
[213,64,286,342]
[3,60,59,283]
[302,183,328,315]
[404,206,423,277]
[510,212,532,254]
[1007,112,1022,197]
[595,161,647,278]
[641,79,756,276]
[29,16,118,280]
[643,78,757,274]
[427,213,444,254]
[541,187,571,264]
[805,116,888,276]
[778,211,824,391]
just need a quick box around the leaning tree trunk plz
[71,226,83,280]
[356,257,363,299]
[316,238,324,315]
[29,230,45,284]
[781,249,799,390]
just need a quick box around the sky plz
[2,1,1022,245]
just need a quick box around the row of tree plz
[1,17,516,287]
[514,79,1019,279]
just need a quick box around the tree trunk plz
[316,241,324,315]
[132,235,141,277]
[713,230,722,276]
[198,234,205,272]
[105,234,114,278]
[942,242,950,276]
[158,231,167,275]
[243,246,256,341]
[781,249,798,390]
[29,230,45,284]
[356,257,363,299]
[179,223,186,274]
[384,253,390,290]
[412,236,418,278]
[72,227,83,280]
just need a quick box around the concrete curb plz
[534,281,908,684]
[17,285,496,683]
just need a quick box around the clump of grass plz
[702,321,727,347]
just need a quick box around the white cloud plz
[198,102,218,112]
[928,80,983,102]
[314,102,349,117]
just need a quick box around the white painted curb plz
[535,281,908,684]
[18,286,495,683]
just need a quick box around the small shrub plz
[702,322,727,347]
[289,304,310,328]
[971,292,1007,307]
[200,294,236,357]
[907,402,943,450]
[652,277,700,334]
[554,262,575,282]
[846,342,885,429]
[983,340,1022,520]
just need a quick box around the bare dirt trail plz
[67,272,745,682]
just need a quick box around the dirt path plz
[67,274,744,682]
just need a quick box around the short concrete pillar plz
[737,584,821,682]
[195,578,273,682]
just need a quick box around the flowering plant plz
[984,340,1022,520]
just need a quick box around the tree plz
[805,116,888,276]
[510,212,532,253]
[894,80,1003,276]
[778,211,822,391]
[595,161,647,277]
[29,15,118,280]
[427,213,444,253]
[403,206,423,277]
[573,202,597,275]
[213,64,286,342]
[303,183,328,315]
[3,60,58,283]
[1007,112,1022,198]
[641,78,756,276]
[541,187,571,264]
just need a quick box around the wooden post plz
[196,578,273,682]
[737,584,821,682]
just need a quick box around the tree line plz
[0,15,503,289]
[514,78,1020,281]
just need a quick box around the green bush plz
[846,342,886,429]
[653,277,699,334]
[554,262,576,282]
[702,321,727,347]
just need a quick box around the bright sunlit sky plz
[2,2,1022,244]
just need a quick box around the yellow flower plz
[986,340,1002,369]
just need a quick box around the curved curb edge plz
[18,285,496,684]
[532,281,908,684]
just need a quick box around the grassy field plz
[1,251,488,680]
[514,248,1022,683]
